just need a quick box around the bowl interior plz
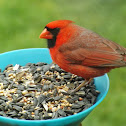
[0,48,109,126]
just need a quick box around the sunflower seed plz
[72,95,79,101]
[57,109,66,117]
[62,75,71,79]
[7,111,17,117]
[4,105,9,111]
[15,102,24,107]
[0,105,4,111]
[72,103,83,109]
[13,105,22,111]
[26,63,33,66]
[64,110,74,115]
[0,96,8,101]
[0,100,4,104]
[34,116,40,120]
[72,108,82,113]
[54,96,62,101]
[43,65,50,73]
[46,97,54,102]
[43,112,52,119]
[67,98,74,103]
[0,111,6,116]
[53,88,58,96]
[83,104,92,110]
[49,83,54,90]
[37,95,46,105]
[3,80,9,85]
[33,97,38,106]
[52,111,58,119]
[25,93,34,97]
[42,84,49,91]
[36,62,45,66]
[86,92,93,99]
[5,64,13,70]
[75,91,85,97]
[28,108,34,112]
[18,85,25,90]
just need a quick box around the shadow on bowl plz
[0,48,109,126]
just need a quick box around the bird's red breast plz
[40,20,126,79]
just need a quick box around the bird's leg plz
[79,124,82,126]
[72,78,93,93]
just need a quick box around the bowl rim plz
[0,48,109,123]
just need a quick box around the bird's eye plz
[51,28,60,33]
[55,28,60,30]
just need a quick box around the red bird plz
[39,20,126,92]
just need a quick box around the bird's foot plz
[68,78,93,94]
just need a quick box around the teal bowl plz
[0,48,109,126]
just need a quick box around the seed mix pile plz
[0,62,100,120]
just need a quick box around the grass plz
[0,0,126,125]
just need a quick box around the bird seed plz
[0,62,100,120]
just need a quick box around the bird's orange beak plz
[39,28,53,39]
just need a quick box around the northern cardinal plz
[39,20,126,92]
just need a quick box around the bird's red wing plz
[59,28,126,67]
[62,48,126,67]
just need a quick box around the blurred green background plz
[0,0,126,125]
